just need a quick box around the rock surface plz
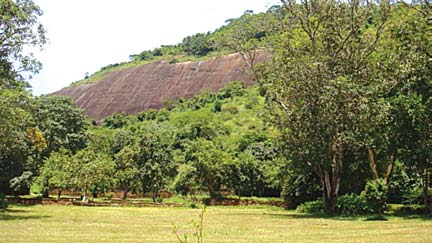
[53,53,265,121]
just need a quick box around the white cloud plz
[29,0,279,95]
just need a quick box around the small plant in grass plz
[173,205,206,243]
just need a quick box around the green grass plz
[1,205,431,243]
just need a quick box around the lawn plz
[1,204,431,243]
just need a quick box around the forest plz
[0,0,431,219]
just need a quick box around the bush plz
[172,164,197,196]
[336,193,370,215]
[281,172,321,209]
[296,199,324,214]
[361,179,389,214]
[221,104,239,114]
[0,193,7,210]
[10,171,33,194]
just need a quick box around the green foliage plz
[182,32,214,57]
[33,96,88,152]
[137,122,174,202]
[336,194,370,215]
[102,113,129,128]
[260,0,393,213]
[9,171,33,194]
[296,199,324,214]
[114,145,141,199]
[185,138,231,198]
[361,179,389,214]
[0,87,33,178]
[0,193,7,210]
[0,0,47,85]
[217,81,246,100]
[37,149,73,197]
[297,194,371,215]
[70,148,115,201]
[220,103,239,114]
[281,172,321,209]
[172,164,198,196]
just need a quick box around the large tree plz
[0,0,47,87]
[0,0,46,193]
[32,95,88,159]
[137,122,174,202]
[261,0,391,212]
[385,2,431,213]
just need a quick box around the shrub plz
[10,171,33,194]
[172,164,198,196]
[336,193,370,215]
[0,193,7,210]
[296,199,324,214]
[221,104,239,114]
[281,172,321,209]
[361,179,389,214]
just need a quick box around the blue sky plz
[29,0,280,95]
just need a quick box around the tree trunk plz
[321,139,342,214]
[57,189,62,200]
[422,168,430,214]
[152,188,158,203]
[42,188,49,198]
[367,147,395,184]
[123,188,129,200]
[322,171,338,213]
[367,147,380,180]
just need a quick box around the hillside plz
[53,53,267,121]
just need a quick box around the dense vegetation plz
[0,0,431,219]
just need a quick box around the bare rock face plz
[53,53,265,121]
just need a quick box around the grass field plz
[1,204,431,243]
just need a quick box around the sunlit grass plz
[1,204,431,243]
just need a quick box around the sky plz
[29,0,280,95]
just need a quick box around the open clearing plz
[1,205,431,243]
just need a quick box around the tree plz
[0,0,46,194]
[261,0,391,212]
[0,88,33,179]
[213,12,275,79]
[185,138,231,198]
[37,149,74,199]
[385,2,431,213]
[137,122,174,202]
[182,33,213,56]
[0,0,47,86]
[33,95,88,158]
[114,146,141,200]
[70,148,114,201]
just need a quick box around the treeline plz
[33,82,283,202]
[1,0,430,216]
[221,0,431,214]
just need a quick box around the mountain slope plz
[53,53,266,121]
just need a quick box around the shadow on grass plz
[264,211,431,221]
[263,212,364,221]
[395,214,432,221]
[0,207,51,221]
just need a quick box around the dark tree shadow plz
[0,207,51,221]
[264,211,432,221]
[263,212,363,221]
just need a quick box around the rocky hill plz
[53,53,266,121]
